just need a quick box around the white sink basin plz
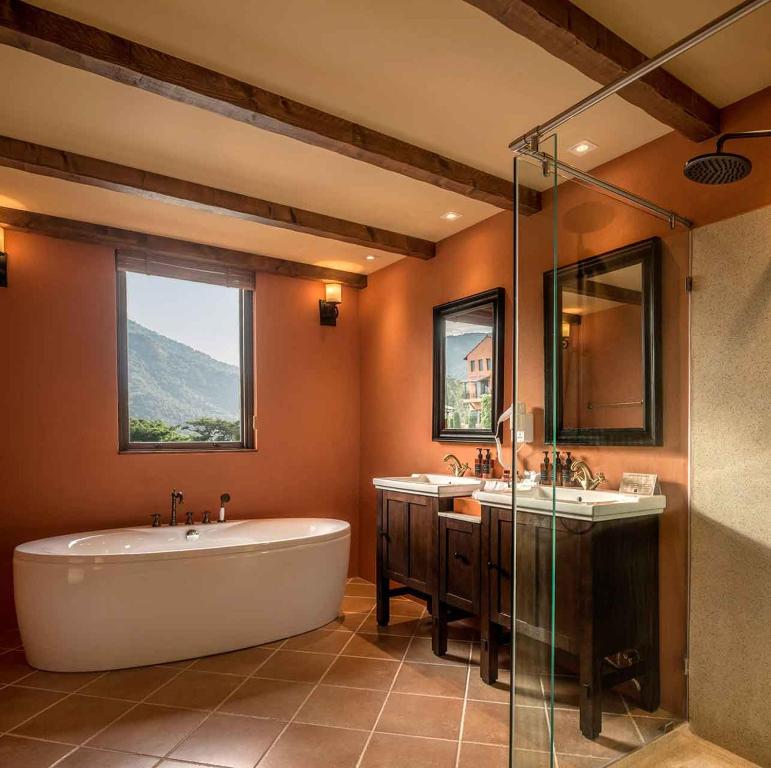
[473,483,665,520]
[373,474,482,498]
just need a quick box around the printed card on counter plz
[619,473,659,496]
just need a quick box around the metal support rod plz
[509,0,770,153]
[522,149,694,229]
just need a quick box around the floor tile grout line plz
[352,604,429,768]
[155,611,376,765]
[0,667,114,740]
[157,638,293,765]
[251,605,377,768]
[70,657,204,760]
[539,665,559,768]
[453,637,475,767]
[621,691,646,745]
[8,660,198,768]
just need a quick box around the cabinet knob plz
[378,529,390,541]
[487,561,498,570]
[453,551,468,564]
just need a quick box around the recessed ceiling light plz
[365,255,376,261]
[440,211,463,221]
[568,140,598,156]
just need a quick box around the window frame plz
[116,270,255,453]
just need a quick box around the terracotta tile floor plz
[0,578,679,768]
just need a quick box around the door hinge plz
[685,276,693,293]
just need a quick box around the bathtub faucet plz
[170,489,184,526]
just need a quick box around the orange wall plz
[358,87,771,716]
[0,231,361,623]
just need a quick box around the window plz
[486,357,492,370]
[116,252,255,451]
[470,359,476,372]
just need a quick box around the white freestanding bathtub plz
[14,518,351,672]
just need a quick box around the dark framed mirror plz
[545,237,662,446]
[433,288,505,443]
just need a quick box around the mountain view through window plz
[125,272,243,444]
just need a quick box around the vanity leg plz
[579,652,603,740]
[639,644,660,713]
[432,601,449,657]
[481,622,499,685]
[376,578,390,627]
[639,517,660,712]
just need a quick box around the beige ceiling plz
[0,0,767,275]
[574,0,771,108]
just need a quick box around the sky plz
[126,272,241,366]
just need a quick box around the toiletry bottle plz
[540,451,550,484]
[474,448,483,478]
[554,452,563,486]
[563,452,573,486]
[482,449,491,478]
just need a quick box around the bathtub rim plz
[13,517,351,565]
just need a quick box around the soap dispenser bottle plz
[482,449,492,478]
[540,451,551,484]
[554,452,563,486]
[563,452,574,486]
[474,448,483,478]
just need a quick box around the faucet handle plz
[202,510,211,524]
[150,513,161,528]
[185,511,194,525]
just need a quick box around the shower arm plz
[716,130,771,152]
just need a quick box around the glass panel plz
[509,133,560,767]
[124,271,244,444]
[526,151,689,765]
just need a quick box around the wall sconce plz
[0,228,7,288]
[319,282,342,326]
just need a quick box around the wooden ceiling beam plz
[0,135,435,260]
[0,0,541,215]
[0,206,368,289]
[464,0,720,142]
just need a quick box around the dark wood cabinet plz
[375,487,661,742]
[480,506,660,739]
[438,516,481,615]
[375,490,452,628]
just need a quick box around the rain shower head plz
[683,151,752,184]
[684,130,771,185]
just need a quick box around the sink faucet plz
[570,460,606,491]
[442,454,470,477]
[170,489,184,526]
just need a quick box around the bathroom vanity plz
[374,474,666,741]
[372,475,481,636]
[474,486,664,739]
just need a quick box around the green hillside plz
[127,320,240,425]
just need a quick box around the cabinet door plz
[489,508,513,627]
[382,498,409,581]
[381,493,434,594]
[439,518,480,614]
[514,512,581,654]
[408,499,433,591]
